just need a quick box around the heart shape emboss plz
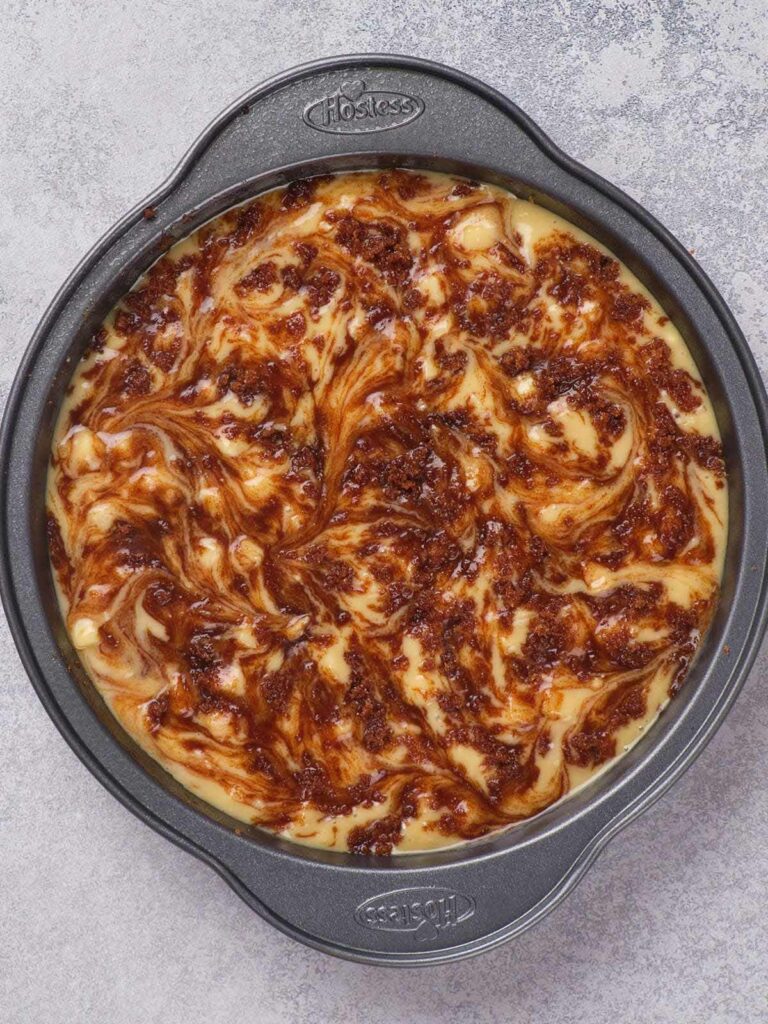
[340,80,366,101]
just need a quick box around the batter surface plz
[47,170,727,853]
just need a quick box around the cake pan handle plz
[219,817,603,963]
[157,57,556,215]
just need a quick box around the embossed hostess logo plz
[303,79,425,134]
[355,887,475,943]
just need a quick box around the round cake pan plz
[2,55,767,966]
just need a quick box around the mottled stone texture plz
[1,1,766,1021]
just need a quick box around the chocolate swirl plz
[47,170,726,853]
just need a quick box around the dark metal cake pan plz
[2,55,767,966]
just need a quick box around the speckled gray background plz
[2,1,767,1021]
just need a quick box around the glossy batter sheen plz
[47,170,727,853]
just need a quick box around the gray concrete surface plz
[1,1,767,1021]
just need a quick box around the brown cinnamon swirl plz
[47,170,726,853]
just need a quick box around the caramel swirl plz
[47,170,727,853]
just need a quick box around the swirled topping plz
[47,170,727,853]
